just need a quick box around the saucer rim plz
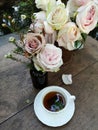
[34,86,75,127]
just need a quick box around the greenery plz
[1,0,38,34]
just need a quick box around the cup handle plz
[70,95,76,101]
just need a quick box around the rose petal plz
[44,21,54,34]
[62,74,72,85]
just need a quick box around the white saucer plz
[34,86,76,127]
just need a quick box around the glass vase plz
[30,67,48,89]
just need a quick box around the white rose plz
[76,1,98,34]
[66,0,78,17]
[93,0,98,5]
[44,21,54,34]
[33,11,46,21]
[32,11,55,34]
[30,11,46,33]
[57,22,82,50]
[35,0,56,11]
[47,4,69,30]
[33,20,44,33]
[33,44,63,72]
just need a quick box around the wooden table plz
[0,35,98,130]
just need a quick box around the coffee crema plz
[43,91,66,112]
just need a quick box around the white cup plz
[41,86,76,114]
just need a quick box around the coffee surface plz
[43,91,66,112]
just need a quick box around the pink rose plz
[76,1,98,34]
[25,33,46,55]
[33,44,63,72]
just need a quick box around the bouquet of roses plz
[34,0,98,48]
[5,0,98,72]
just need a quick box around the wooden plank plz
[0,42,39,123]
[0,62,98,130]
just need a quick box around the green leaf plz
[13,47,24,55]
[81,33,87,41]
[75,40,83,49]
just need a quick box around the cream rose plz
[35,0,56,11]
[24,33,46,55]
[47,4,69,30]
[76,1,98,34]
[73,0,91,6]
[57,22,82,50]
[33,44,63,72]
[66,0,79,17]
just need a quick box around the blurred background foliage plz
[0,0,98,40]
[0,0,37,35]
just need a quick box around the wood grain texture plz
[0,35,98,129]
[0,62,98,130]
[0,34,39,124]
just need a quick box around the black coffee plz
[43,91,66,112]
